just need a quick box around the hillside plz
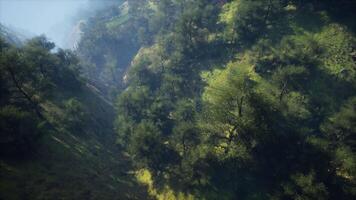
[0,24,30,46]
[0,85,151,200]
[110,1,356,199]
[0,37,150,199]
[1,0,356,199]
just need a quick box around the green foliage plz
[279,172,329,200]
[220,0,287,46]
[0,106,44,157]
[316,24,356,83]
[129,120,180,172]
[113,0,356,199]
[62,98,88,132]
[321,98,356,182]
[77,1,144,99]
[0,36,83,157]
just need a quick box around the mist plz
[0,0,116,48]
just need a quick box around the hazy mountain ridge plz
[0,23,32,46]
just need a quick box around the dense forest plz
[1,0,356,199]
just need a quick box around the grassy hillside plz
[0,83,151,200]
[0,35,151,199]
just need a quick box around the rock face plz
[65,20,85,50]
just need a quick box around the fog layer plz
[0,0,114,48]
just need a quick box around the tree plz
[220,0,286,46]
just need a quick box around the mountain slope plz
[0,36,151,200]
[0,82,151,200]
[0,24,31,46]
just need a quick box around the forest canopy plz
[1,0,355,199]
[112,0,356,199]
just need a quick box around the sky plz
[0,0,89,48]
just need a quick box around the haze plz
[0,0,89,48]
